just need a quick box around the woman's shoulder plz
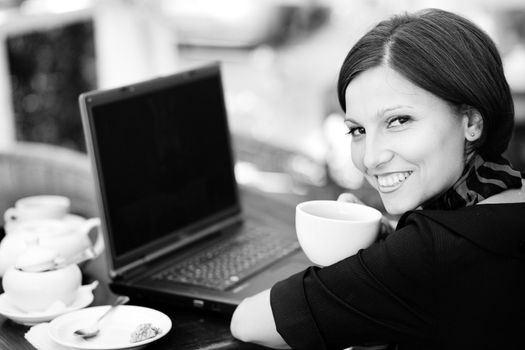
[400,200,525,228]
[400,178,525,227]
[398,200,525,259]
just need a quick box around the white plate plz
[0,281,98,326]
[48,305,171,350]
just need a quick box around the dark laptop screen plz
[89,69,239,261]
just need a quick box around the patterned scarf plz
[421,154,523,210]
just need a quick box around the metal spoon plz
[73,295,130,339]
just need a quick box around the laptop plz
[79,62,310,313]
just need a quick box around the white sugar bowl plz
[2,244,81,313]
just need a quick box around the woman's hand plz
[337,192,395,239]
[230,289,290,349]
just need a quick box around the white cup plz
[3,195,71,224]
[295,200,382,266]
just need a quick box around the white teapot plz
[0,217,104,276]
[2,244,82,312]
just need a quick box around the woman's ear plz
[462,107,483,142]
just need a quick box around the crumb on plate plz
[129,323,163,343]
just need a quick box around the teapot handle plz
[81,217,104,258]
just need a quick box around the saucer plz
[49,305,171,349]
[0,281,98,325]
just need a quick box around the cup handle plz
[82,217,104,258]
[3,207,17,224]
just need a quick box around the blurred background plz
[0,0,524,211]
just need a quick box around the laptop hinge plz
[111,213,243,278]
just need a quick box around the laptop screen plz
[82,65,240,269]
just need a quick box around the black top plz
[271,203,525,349]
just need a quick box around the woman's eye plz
[346,127,365,137]
[387,116,411,128]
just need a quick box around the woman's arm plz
[230,288,290,349]
[251,216,435,350]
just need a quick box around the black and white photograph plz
[0,0,524,349]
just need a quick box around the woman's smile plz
[374,171,413,193]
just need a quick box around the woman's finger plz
[337,192,364,204]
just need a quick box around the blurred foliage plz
[7,19,97,152]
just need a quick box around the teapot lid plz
[14,242,59,272]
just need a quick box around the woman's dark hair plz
[337,8,514,158]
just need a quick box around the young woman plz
[230,8,525,349]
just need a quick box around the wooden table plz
[0,183,358,350]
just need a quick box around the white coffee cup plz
[295,200,382,266]
[3,195,71,224]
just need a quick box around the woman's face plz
[344,65,469,214]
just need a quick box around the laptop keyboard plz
[152,226,300,291]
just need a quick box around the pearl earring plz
[471,132,475,137]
